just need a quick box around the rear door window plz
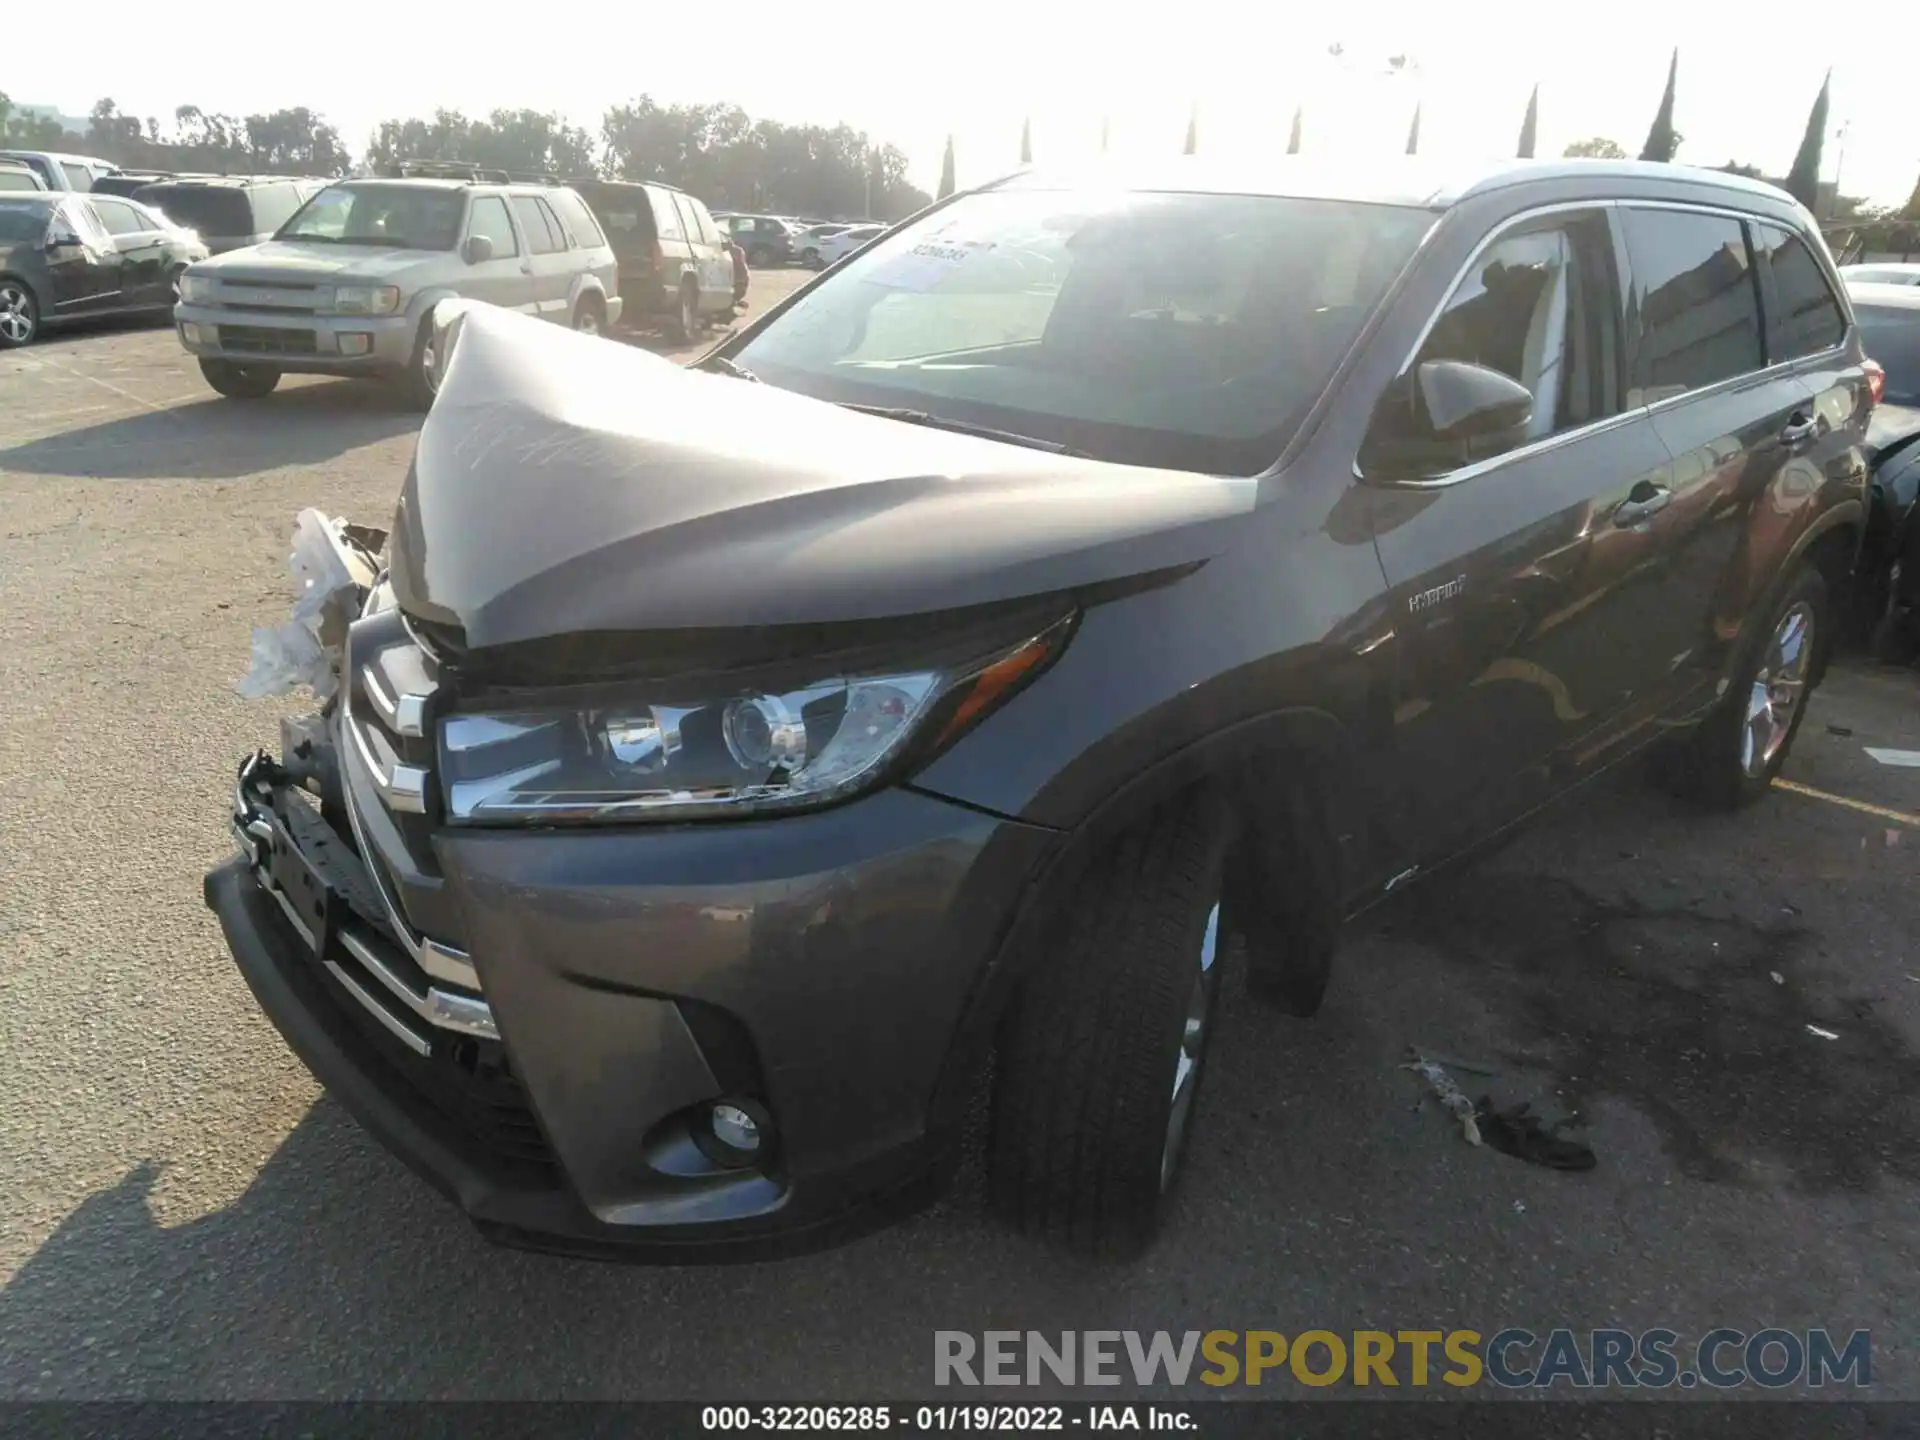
[1752,223,1847,361]
[649,188,686,243]
[86,198,142,236]
[549,189,606,248]
[141,186,253,237]
[1620,207,1763,403]
[511,195,562,253]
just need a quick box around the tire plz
[1223,771,1338,1016]
[801,247,820,269]
[747,244,773,267]
[402,318,439,411]
[1664,564,1827,809]
[990,790,1233,1258]
[572,295,606,337]
[198,358,280,399]
[673,278,702,343]
[0,278,39,348]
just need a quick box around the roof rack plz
[378,160,565,185]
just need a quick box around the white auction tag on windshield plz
[862,236,997,293]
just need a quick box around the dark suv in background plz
[568,178,735,340]
[133,176,326,254]
[207,158,1870,1263]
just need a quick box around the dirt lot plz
[2,285,1919,1401]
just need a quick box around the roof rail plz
[376,159,565,184]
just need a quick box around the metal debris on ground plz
[1771,971,1785,985]
[1806,1025,1840,1041]
[1401,1051,1482,1146]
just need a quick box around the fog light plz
[338,332,372,356]
[694,1097,772,1168]
[179,321,203,345]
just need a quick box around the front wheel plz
[572,296,606,337]
[199,358,280,399]
[1664,564,1827,808]
[989,790,1232,1258]
[0,279,40,348]
[673,279,702,343]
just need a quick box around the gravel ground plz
[2,288,1918,1402]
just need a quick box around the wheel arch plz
[922,704,1375,1137]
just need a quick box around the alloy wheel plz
[419,333,439,394]
[1740,600,1815,779]
[1160,901,1222,1191]
[0,284,35,345]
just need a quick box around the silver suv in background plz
[172,176,621,405]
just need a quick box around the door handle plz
[1779,413,1818,447]
[1613,483,1672,528]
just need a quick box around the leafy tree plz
[1518,85,1538,159]
[1719,161,1766,179]
[1564,136,1627,160]
[1287,107,1302,155]
[1640,49,1679,162]
[1184,106,1197,155]
[368,108,588,177]
[1784,70,1829,212]
[1405,104,1421,155]
[937,135,956,199]
[1019,117,1031,165]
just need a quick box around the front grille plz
[212,281,324,315]
[219,325,318,355]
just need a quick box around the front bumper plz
[206,732,1054,1260]
[174,302,416,373]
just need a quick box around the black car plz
[0,192,209,347]
[716,212,797,266]
[206,158,1871,1261]
[1848,281,1920,655]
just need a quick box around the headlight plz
[178,273,216,303]
[330,284,402,316]
[437,623,1068,825]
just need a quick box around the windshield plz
[277,183,465,249]
[1857,303,1920,405]
[0,201,53,242]
[733,187,1434,473]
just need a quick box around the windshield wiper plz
[834,403,1084,456]
[699,356,759,382]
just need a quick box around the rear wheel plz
[1664,564,1826,809]
[747,243,773,267]
[572,294,606,337]
[199,358,280,399]
[0,279,39,348]
[800,246,820,268]
[674,278,702,342]
[990,790,1232,1258]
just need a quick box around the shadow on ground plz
[0,381,422,482]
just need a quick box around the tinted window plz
[549,189,605,248]
[0,170,44,193]
[466,195,518,257]
[1854,302,1920,405]
[1622,207,1762,402]
[0,201,54,243]
[1753,223,1846,361]
[248,183,304,234]
[63,162,95,191]
[650,189,685,241]
[735,188,1434,474]
[511,196,561,253]
[87,198,141,235]
[138,185,253,237]
[1415,211,1622,444]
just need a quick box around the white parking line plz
[1864,747,1920,768]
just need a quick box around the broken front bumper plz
[205,726,1052,1260]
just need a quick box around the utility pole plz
[1828,119,1850,220]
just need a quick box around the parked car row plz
[0,149,123,191]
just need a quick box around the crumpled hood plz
[1867,403,1920,460]
[389,305,1256,650]
[193,240,438,281]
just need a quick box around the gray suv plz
[173,176,621,405]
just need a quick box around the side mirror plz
[1361,359,1535,481]
[461,234,494,265]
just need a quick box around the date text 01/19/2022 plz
[700,1406,1195,1431]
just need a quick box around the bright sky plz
[16,1,1919,209]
